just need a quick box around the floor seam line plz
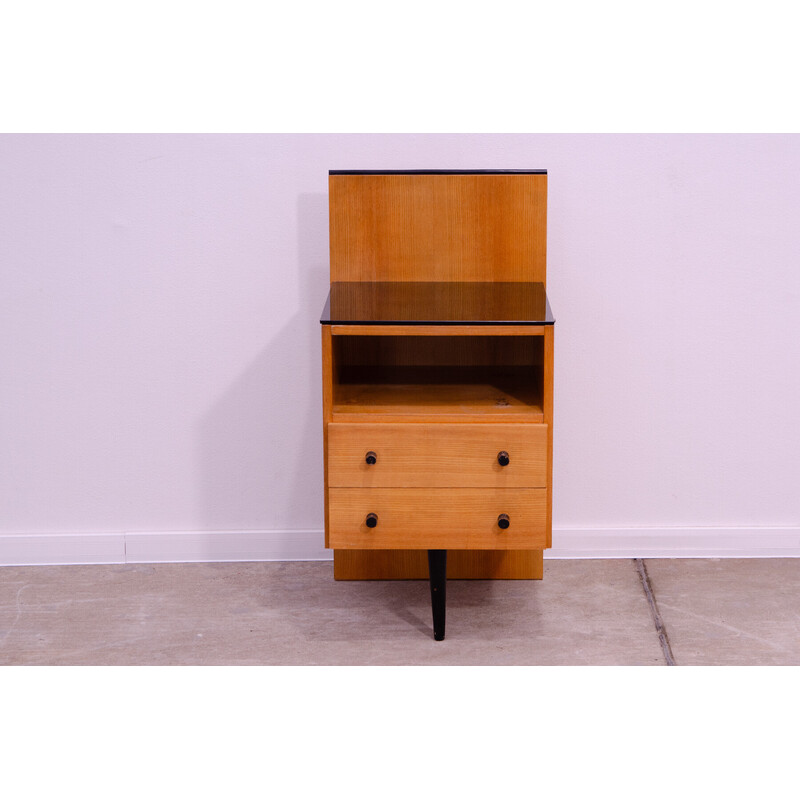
[634,558,676,666]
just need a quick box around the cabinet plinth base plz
[332,549,543,580]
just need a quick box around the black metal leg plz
[427,549,447,641]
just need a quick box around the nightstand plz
[320,170,554,640]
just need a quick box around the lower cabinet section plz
[332,549,544,580]
[328,487,547,550]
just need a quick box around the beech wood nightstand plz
[320,170,554,640]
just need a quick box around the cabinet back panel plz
[335,335,543,367]
[329,174,547,283]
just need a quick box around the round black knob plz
[365,513,378,528]
[365,451,377,465]
[497,451,510,467]
[497,513,510,529]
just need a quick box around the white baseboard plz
[125,529,329,564]
[0,533,127,566]
[0,530,330,567]
[1,526,799,566]
[546,527,800,559]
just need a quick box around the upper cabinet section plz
[329,171,548,285]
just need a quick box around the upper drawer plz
[327,422,547,488]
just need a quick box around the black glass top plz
[329,169,547,175]
[320,282,554,325]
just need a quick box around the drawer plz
[328,488,547,549]
[327,423,547,488]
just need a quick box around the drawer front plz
[328,488,547,549]
[327,423,547,488]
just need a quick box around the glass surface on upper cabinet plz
[320,282,554,326]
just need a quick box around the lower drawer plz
[328,488,547,550]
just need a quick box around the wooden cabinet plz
[320,170,554,639]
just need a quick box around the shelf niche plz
[331,334,544,423]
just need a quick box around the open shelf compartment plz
[331,334,544,423]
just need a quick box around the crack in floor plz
[0,584,31,648]
[634,558,675,666]
[654,602,790,652]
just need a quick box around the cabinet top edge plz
[329,169,547,175]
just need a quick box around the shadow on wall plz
[195,193,329,559]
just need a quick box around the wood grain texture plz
[329,174,547,283]
[332,325,546,337]
[328,422,547,488]
[543,325,554,549]
[321,325,334,548]
[333,549,544,580]
[329,488,547,549]
[333,380,543,422]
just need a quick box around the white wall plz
[2,134,799,564]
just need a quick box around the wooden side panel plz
[321,325,333,548]
[543,325,554,549]
[329,488,547,549]
[329,174,547,283]
[333,549,544,580]
[328,422,548,488]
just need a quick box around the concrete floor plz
[1,558,798,665]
